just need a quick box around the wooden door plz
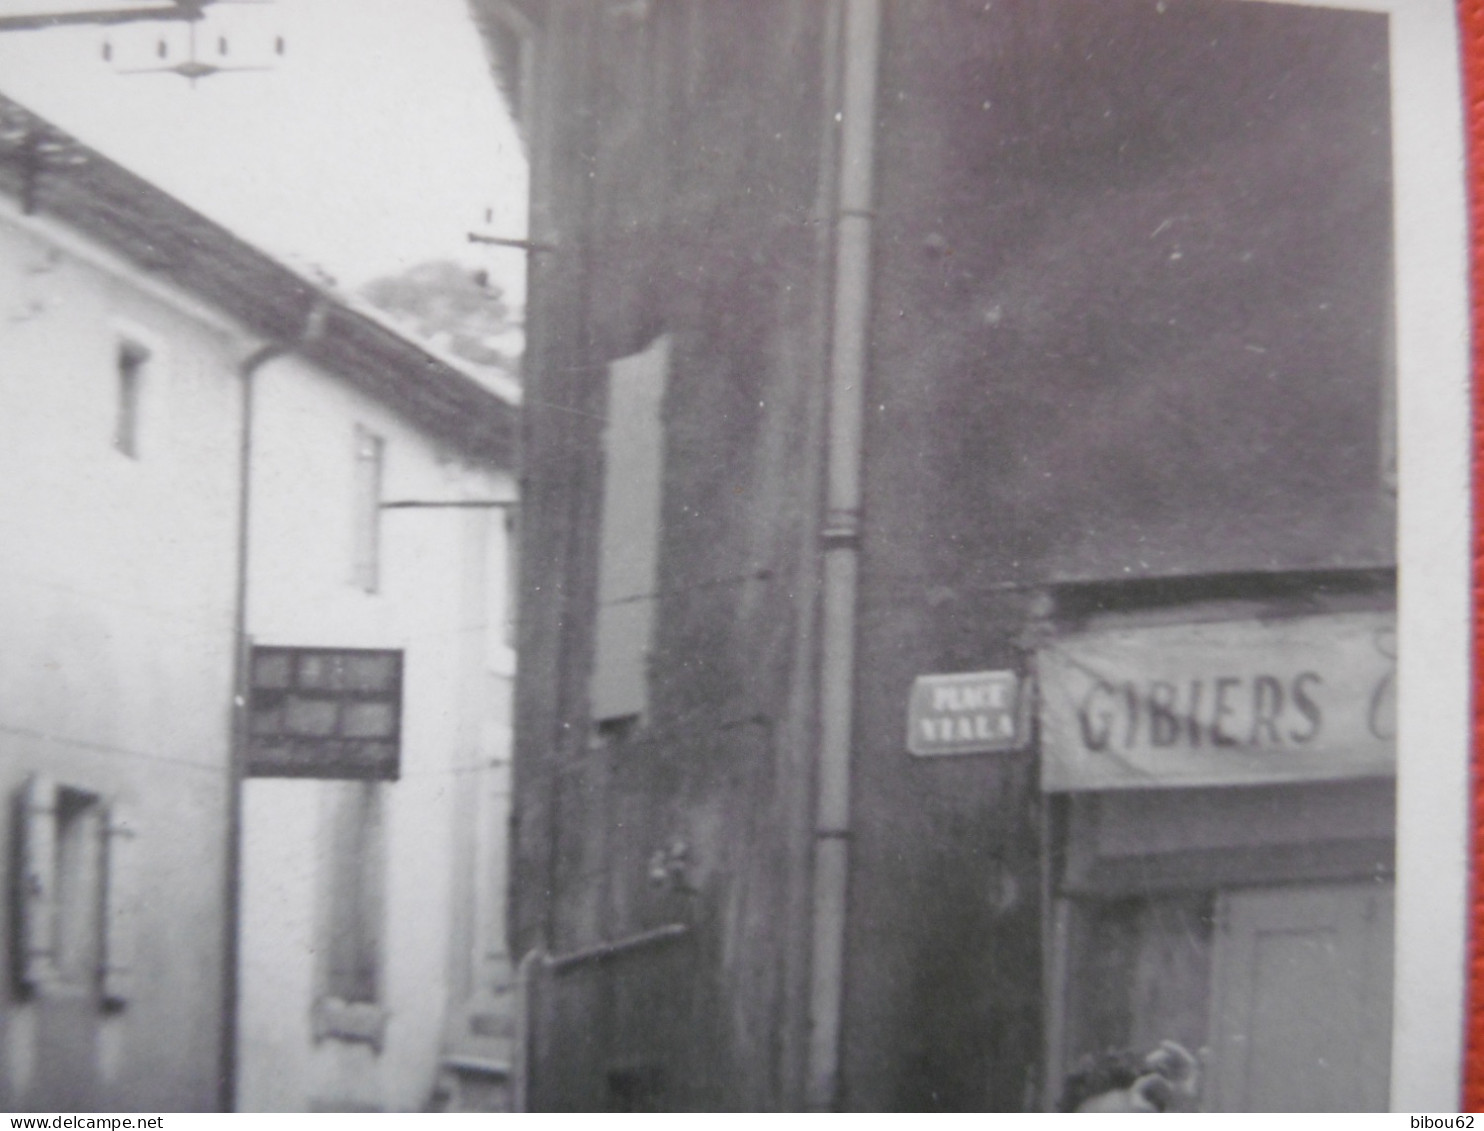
[1207,881,1393,1112]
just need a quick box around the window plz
[52,787,104,985]
[114,340,147,458]
[314,781,387,1048]
[352,426,385,592]
[324,781,383,1003]
[12,776,138,1006]
[590,335,670,730]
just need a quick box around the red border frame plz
[1465,0,1484,1112]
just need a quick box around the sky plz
[0,0,528,309]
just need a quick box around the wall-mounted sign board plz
[1038,610,1394,792]
[907,669,1027,756]
[245,646,403,780]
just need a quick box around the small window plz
[52,787,105,986]
[352,426,385,593]
[115,341,148,458]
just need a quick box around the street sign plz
[907,669,1027,756]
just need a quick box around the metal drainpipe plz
[806,0,880,1112]
[509,948,542,1112]
[218,301,328,1112]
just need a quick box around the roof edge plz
[0,90,517,466]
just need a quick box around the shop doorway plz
[1207,881,1393,1112]
[1047,779,1397,1112]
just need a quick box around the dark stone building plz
[472,0,1397,1110]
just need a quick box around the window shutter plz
[101,800,139,1006]
[16,774,57,989]
[591,334,670,723]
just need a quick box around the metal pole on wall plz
[806,0,880,1111]
[220,300,326,1111]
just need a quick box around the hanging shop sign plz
[245,646,404,780]
[1037,610,1394,791]
[907,669,1028,756]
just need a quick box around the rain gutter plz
[806,0,881,1111]
[218,298,329,1111]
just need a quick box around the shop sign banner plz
[245,646,403,780]
[1038,611,1394,791]
[907,669,1026,756]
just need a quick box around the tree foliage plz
[361,260,518,377]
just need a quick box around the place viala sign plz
[906,669,1030,757]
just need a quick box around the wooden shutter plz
[591,335,669,723]
[15,774,57,989]
[101,800,139,1006]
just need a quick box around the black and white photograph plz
[0,0,1470,1114]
